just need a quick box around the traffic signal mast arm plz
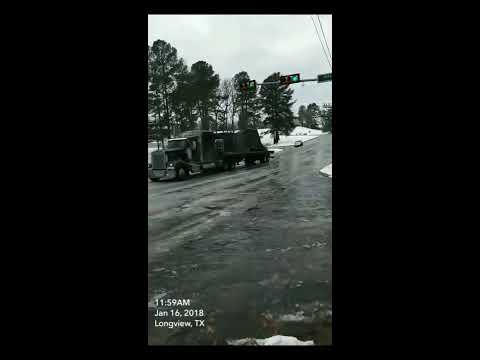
[257,80,282,86]
[256,78,328,86]
[256,73,332,86]
[240,73,331,90]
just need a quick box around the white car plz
[294,140,303,147]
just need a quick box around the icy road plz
[148,134,332,345]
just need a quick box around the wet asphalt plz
[148,134,332,345]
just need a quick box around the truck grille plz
[151,151,166,170]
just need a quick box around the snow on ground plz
[320,163,332,178]
[289,126,325,136]
[227,335,314,346]
[257,335,314,346]
[258,127,325,147]
[278,311,306,322]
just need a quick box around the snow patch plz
[259,127,325,147]
[268,147,284,153]
[279,311,306,322]
[320,163,332,177]
[290,126,324,136]
[227,335,314,346]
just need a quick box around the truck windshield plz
[167,139,186,149]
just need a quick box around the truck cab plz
[149,136,199,181]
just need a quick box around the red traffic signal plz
[279,73,301,86]
[240,80,256,92]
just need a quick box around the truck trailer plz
[148,129,270,181]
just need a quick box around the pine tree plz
[238,109,248,130]
[298,105,307,127]
[306,103,321,129]
[258,72,296,144]
[320,103,332,133]
[171,63,198,133]
[190,61,220,131]
[248,97,263,129]
[148,40,186,138]
[233,71,262,129]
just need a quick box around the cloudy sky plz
[148,15,332,114]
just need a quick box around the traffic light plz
[317,73,332,83]
[240,81,248,92]
[279,73,301,86]
[240,80,256,92]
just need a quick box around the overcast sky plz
[148,15,332,114]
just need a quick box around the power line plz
[310,15,332,71]
[317,15,332,64]
[310,15,331,69]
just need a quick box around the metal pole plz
[299,78,321,82]
[256,77,331,86]
[155,113,160,151]
[245,96,248,129]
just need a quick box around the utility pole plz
[245,96,248,130]
[154,113,160,151]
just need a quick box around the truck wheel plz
[175,167,188,180]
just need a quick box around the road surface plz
[148,134,332,345]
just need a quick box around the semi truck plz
[148,129,270,181]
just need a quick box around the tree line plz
[297,102,332,133]
[148,39,331,145]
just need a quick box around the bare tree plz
[216,79,233,132]
[224,79,238,132]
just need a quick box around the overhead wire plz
[316,15,332,64]
[310,15,332,71]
